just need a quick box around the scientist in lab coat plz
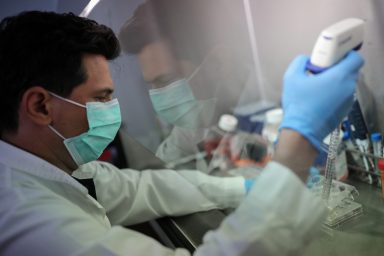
[119,0,254,170]
[0,11,363,256]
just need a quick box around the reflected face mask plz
[149,78,216,129]
[149,79,196,122]
[49,92,121,166]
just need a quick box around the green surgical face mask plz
[48,92,121,166]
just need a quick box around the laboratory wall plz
[0,0,58,17]
[247,0,384,133]
[0,0,89,17]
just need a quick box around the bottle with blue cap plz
[342,129,363,166]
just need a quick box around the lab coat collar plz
[0,140,88,195]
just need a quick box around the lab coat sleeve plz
[155,126,208,167]
[194,161,327,255]
[74,161,246,226]
[0,184,191,256]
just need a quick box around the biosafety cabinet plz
[1,0,384,254]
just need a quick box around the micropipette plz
[307,18,365,202]
[307,18,364,74]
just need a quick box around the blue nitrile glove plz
[280,51,364,152]
[306,166,321,188]
[244,179,255,194]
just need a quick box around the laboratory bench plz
[303,177,384,256]
[155,176,384,255]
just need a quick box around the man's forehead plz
[81,55,114,88]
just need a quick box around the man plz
[0,11,363,255]
[119,0,253,170]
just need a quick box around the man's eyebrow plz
[94,88,114,95]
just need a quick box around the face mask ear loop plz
[187,52,212,82]
[48,125,66,140]
[49,92,86,108]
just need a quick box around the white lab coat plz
[156,126,208,169]
[0,140,326,255]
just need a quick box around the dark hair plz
[0,11,120,135]
[119,0,248,64]
[118,0,211,61]
[119,2,161,54]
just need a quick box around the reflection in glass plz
[119,0,264,170]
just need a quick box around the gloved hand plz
[244,179,255,194]
[280,51,364,151]
[306,166,321,188]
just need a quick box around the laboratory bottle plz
[262,108,283,155]
[371,133,382,157]
[207,114,238,174]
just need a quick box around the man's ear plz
[20,86,53,125]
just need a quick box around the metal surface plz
[158,177,384,254]
[156,210,227,253]
[304,178,384,255]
